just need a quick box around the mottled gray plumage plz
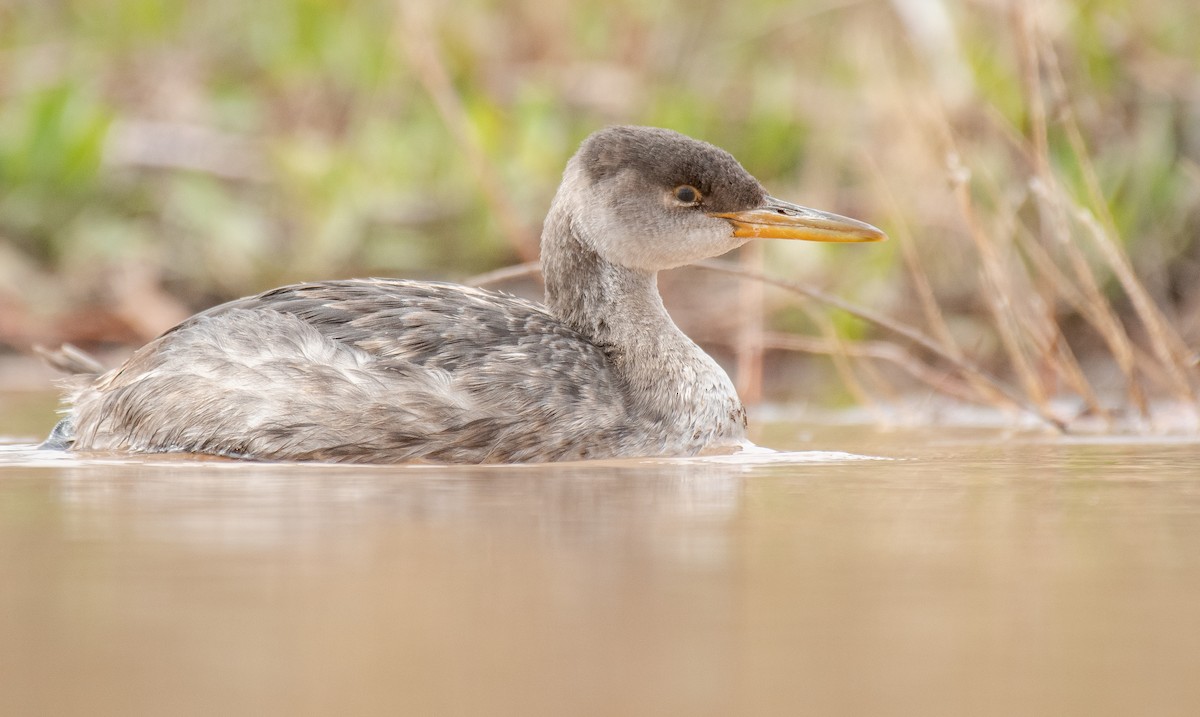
[51,125,884,463]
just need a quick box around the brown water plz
[2,396,1199,716]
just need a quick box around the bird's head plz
[558,125,885,272]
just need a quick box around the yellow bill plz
[710,196,886,243]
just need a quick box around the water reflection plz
[2,433,1200,716]
[46,459,745,571]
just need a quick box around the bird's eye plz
[673,185,701,205]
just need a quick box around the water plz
[2,395,1199,716]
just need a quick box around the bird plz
[45,125,885,464]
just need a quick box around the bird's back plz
[64,279,649,463]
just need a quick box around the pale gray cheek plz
[572,200,742,272]
[577,212,656,271]
[681,226,744,263]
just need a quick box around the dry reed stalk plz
[465,261,542,288]
[1128,343,1199,399]
[1039,36,1198,404]
[394,2,537,262]
[694,260,1067,430]
[1029,180,1151,414]
[809,310,882,418]
[1014,228,1110,421]
[977,104,1139,415]
[1050,336,1109,419]
[943,147,1052,410]
[860,60,1018,410]
[735,242,765,404]
[898,6,1078,418]
[910,48,1063,414]
[843,336,903,406]
[1019,4,1198,414]
[863,158,957,355]
[1003,238,1101,417]
[1012,3,1152,417]
[1075,204,1198,402]
[761,332,985,406]
[967,148,1080,401]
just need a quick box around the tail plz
[34,343,105,375]
[34,344,104,450]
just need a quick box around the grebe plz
[48,126,884,463]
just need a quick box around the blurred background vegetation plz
[1,0,1198,427]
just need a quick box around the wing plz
[68,280,645,463]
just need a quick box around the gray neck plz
[540,195,747,446]
[542,200,684,358]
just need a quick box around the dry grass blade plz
[464,262,542,288]
[1028,179,1150,416]
[1020,7,1196,410]
[1013,226,1112,421]
[943,148,1050,411]
[1074,204,1198,403]
[863,146,1009,408]
[1042,36,1197,396]
[1012,4,1154,417]
[33,343,105,376]
[977,99,1147,417]
[693,260,1067,431]
[864,156,960,359]
[762,332,984,405]
[809,311,880,418]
